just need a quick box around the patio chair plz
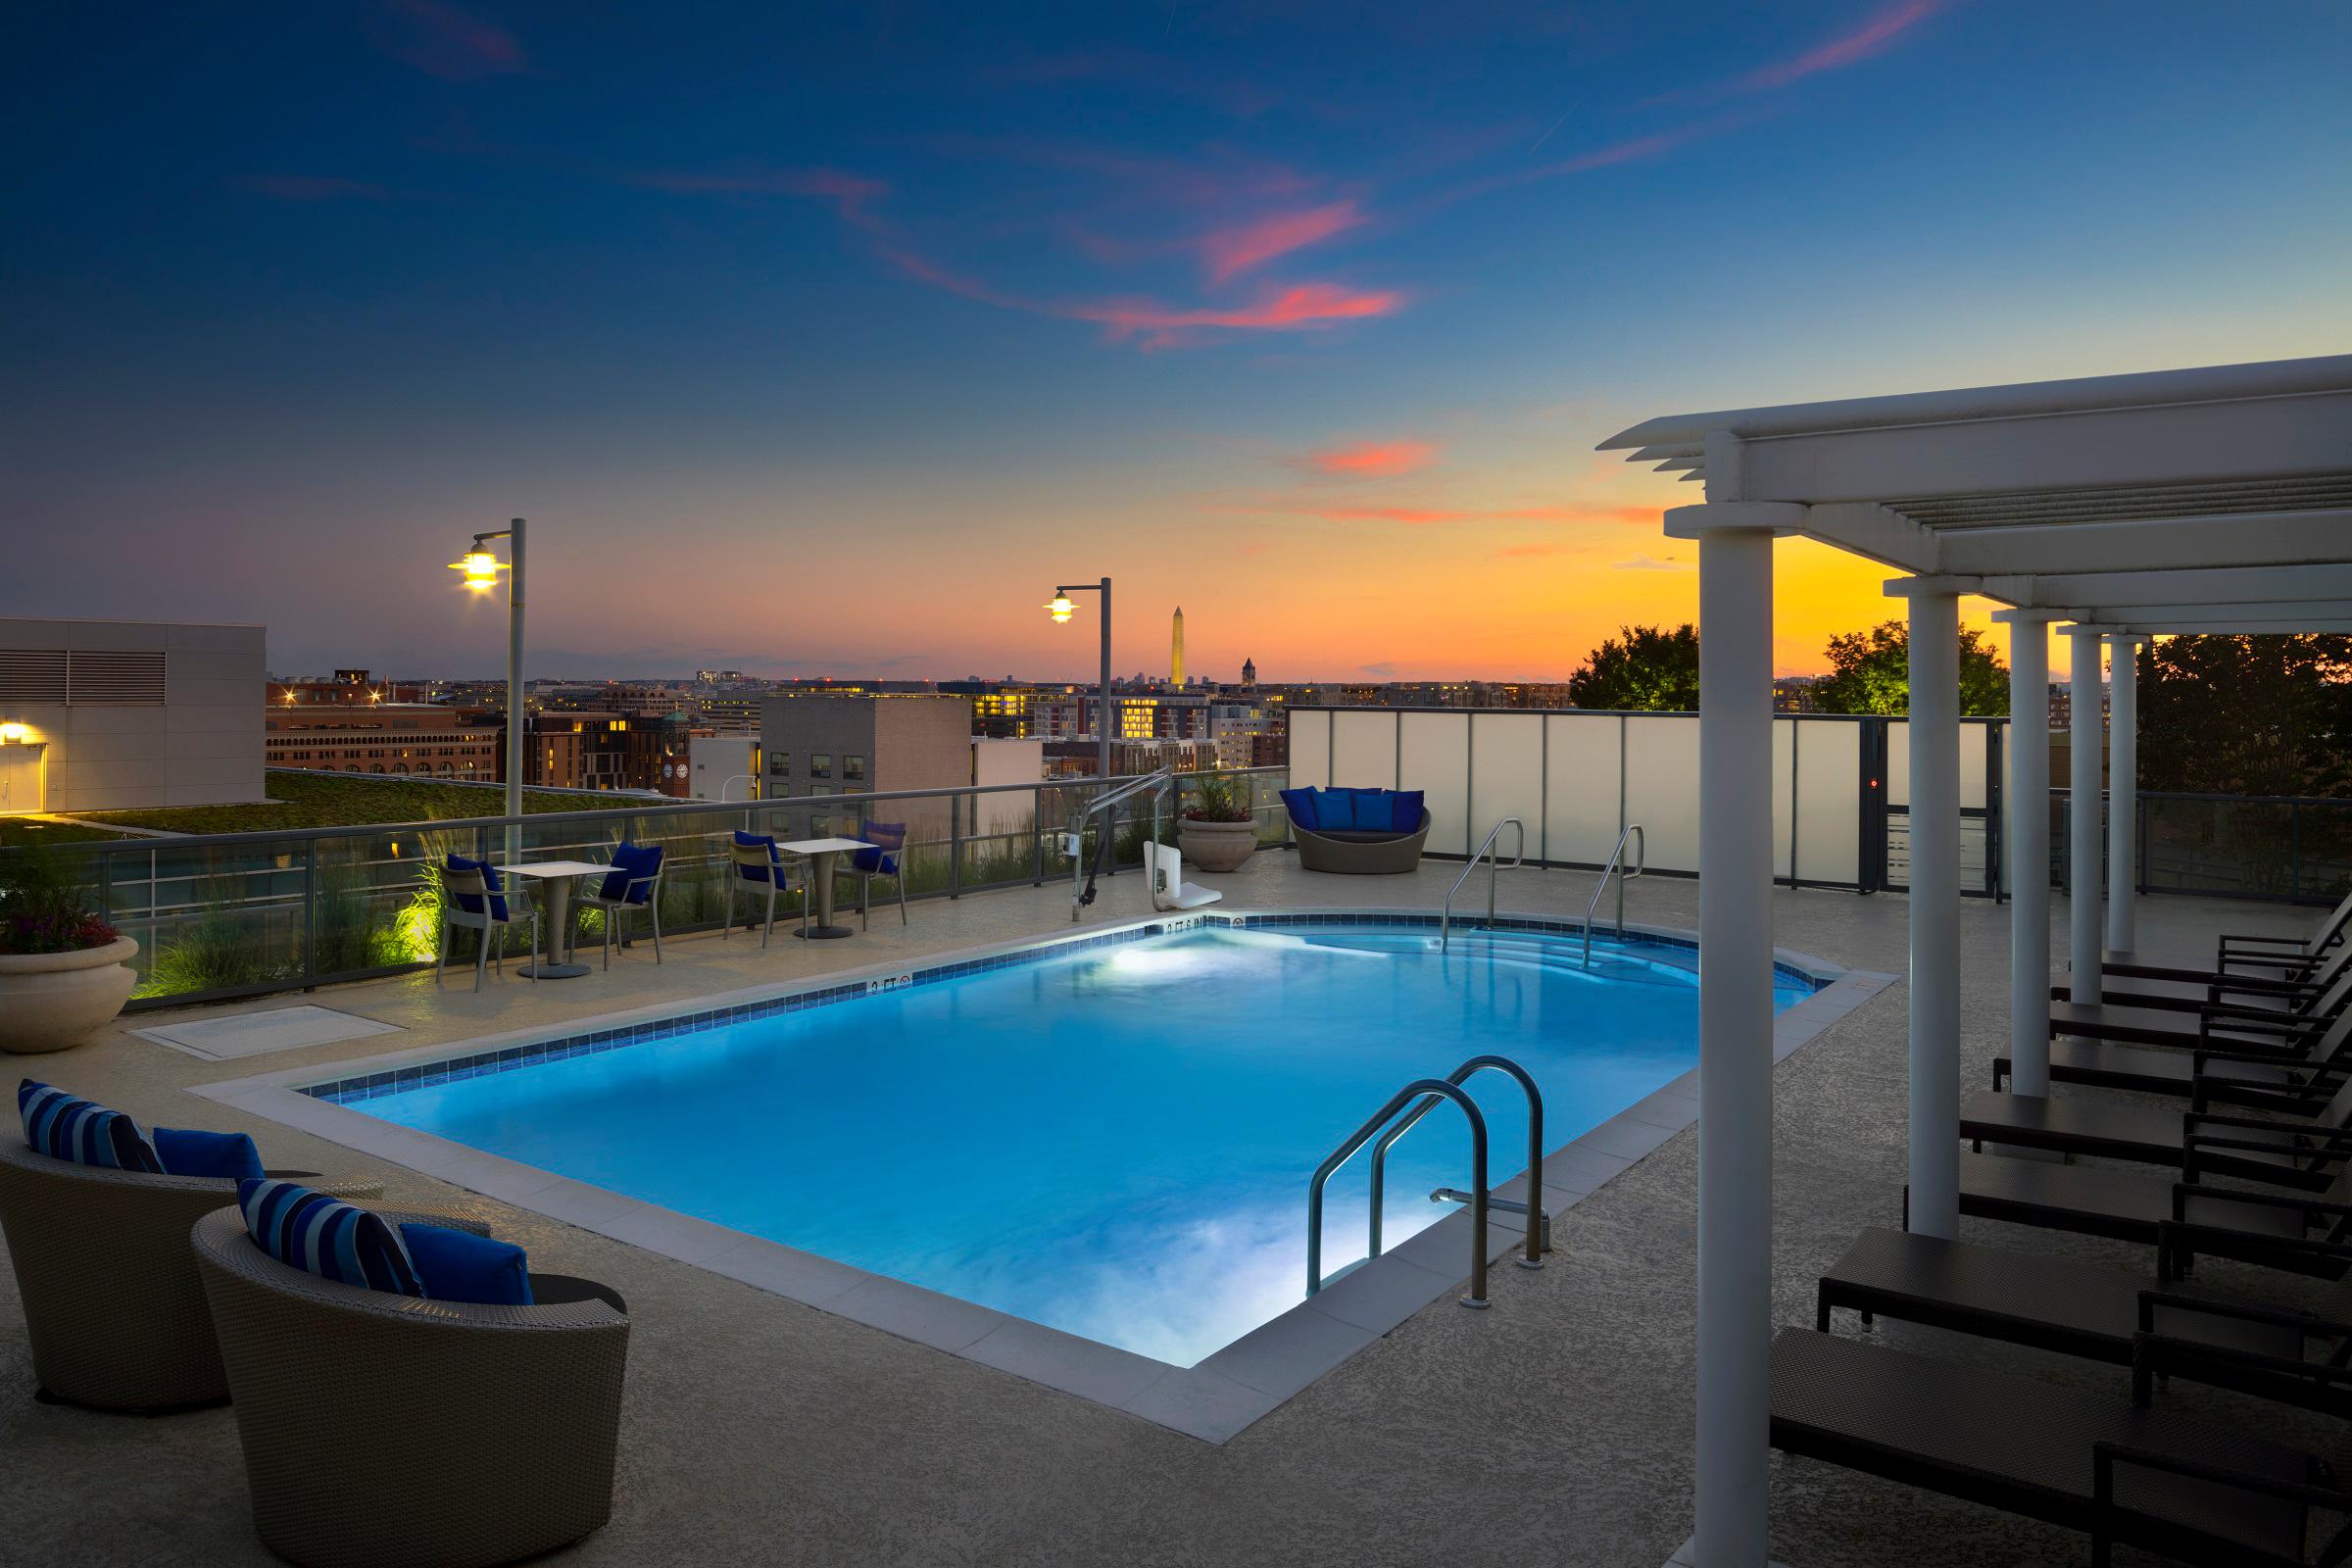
[0,1139,380,1410]
[1995,1007,2352,1104]
[1769,1327,2349,1568]
[841,820,908,930]
[2069,941,2352,1016]
[578,841,663,968]
[434,857,537,993]
[723,830,805,947]
[192,1203,627,1568]
[1816,1227,2352,1418]
[2049,966,2352,1052]
[1958,1071,2352,1177]
[2208,888,2352,975]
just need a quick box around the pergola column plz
[1993,611,2065,1093]
[2105,634,2142,957]
[2066,627,2107,1003]
[1672,497,1798,1568]
[1888,576,1973,1238]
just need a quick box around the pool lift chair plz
[1062,767,1221,920]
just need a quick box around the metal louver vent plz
[0,650,70,705]
[66,651,168,705]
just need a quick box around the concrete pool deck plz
[0,852,2335,1565]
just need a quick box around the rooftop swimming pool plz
[304,915,1823,1369]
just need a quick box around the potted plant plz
[0,847,138,1054]
[1177,774,1259,874]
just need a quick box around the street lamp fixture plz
[447,518,527,854]
[1044,578,1114,885]
[1044,594,1076,623]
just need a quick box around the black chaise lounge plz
[1769,1327,2348,1567]
[1957,1074,2352,1180]
[1939,1150,2328,1254]
[2048,969,2352,1053]
[1816,1227,2352,1416]
[2082,942,2352,1015]
[1994,1013,2351,1103]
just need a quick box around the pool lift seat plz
[1062,767,1223,918]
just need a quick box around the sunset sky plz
[6,2,2347,682]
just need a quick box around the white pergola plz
[1598,353,2352,1567]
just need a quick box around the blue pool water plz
[350,921,1817,1365]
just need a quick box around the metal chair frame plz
[723,841,807,946]
[436,865,539,992]
[843,822,910,932]
[578,852,664,969]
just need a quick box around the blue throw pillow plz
[598,842,662,904]
[1315,788,1356,831]
[852,821,906,875]
[732,830,780,884]
[443,854,509,921]
[400,1221,533,1306]
[18,1080,163,1173]
[1390,790,1426,833]
[153,1127,264,1181]
[1340,788,1390,830]
[238,1178,424,1297]
[1278,787,1320,831]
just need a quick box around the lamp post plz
[449,518,526,857]
[1046,577,1113,877]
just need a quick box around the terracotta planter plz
[1177,818,1258,874]
[0,937,139,1054]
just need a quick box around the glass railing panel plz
[130,839,309,1001]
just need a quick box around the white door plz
[0,744,45,813]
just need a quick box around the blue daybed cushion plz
[18,1080,163,1173]
[444,853,509,920]
[1339,788,1391,829]
[152,1127,264,1181]
[598,841,662,903]
[238,1177,424,1297]
[1314,788,1356,831]
[1390,790,1426,833]
[1278,787,1319,831]
[400,1221,533,1306]
[732,830,780,883]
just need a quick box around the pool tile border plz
[190,908,1891,1446]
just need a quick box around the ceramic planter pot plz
[1177,818,1258,873]
[0,937,139,1054]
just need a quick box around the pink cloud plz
[1297,439,1439,479]
[1740,0,1943,92]
[1069,283,1405,350]
[1229,499,1660,526]
[1200,200,1366,282]
[368,0,524,81]
[232,175,388,202]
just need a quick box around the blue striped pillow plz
[18,1080,164,1173]
[237,1178,425,1298]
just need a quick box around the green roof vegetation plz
[0,816,136,849]
[57,770,621,838]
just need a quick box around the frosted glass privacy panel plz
[1544,712,1623,865]
[1886,718,1997,810]
[1468,713,1543,858]
[1793,719,1863,885]
[1958,721,2000,810]
[1621,715,1701,873]
[1289,710,1331,788]
[1773,719,1795,881]
[1398,711,1471,857]
[1333,709,1401,790]
[1886,719,1909,808]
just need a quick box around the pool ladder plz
[1582,823,1645,968]
[1304,1054,1548,1309]
[1439,816,1527,952]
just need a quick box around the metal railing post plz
[303,839,318,992]
[950,793,963,899]
[1033,787,1048,886]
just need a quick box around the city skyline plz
[7,2,2347,679]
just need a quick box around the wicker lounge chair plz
[192,1204,627,1568]
[1293,810,1433,874]
[0,1140,381,1410]
[1769,1327,2349,1567]
[1815,1227,2352,1416]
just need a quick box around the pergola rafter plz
[1598,352,2352,1568]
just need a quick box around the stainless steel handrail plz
[1366,1054,1544,1272]
[1306,1078,1491,1308]
[1582,823,1646,967]
[1066,767,1175,920]
[1439,816,1525,952]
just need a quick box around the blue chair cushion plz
[1278,787,1320,831]
[153,1127,264,1181]
[598,842,662,904]
[18,1080,163,1173]
[1314,789,1357,831]
[733,830,780,884]
[444,854,509,921]
[852,821,906,875]
[1389,790,1426,834]
[238,1178,423,1297]
[399,1221,534,1306]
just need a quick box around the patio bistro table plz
[776,838,875,940]
[500,860,609,978]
